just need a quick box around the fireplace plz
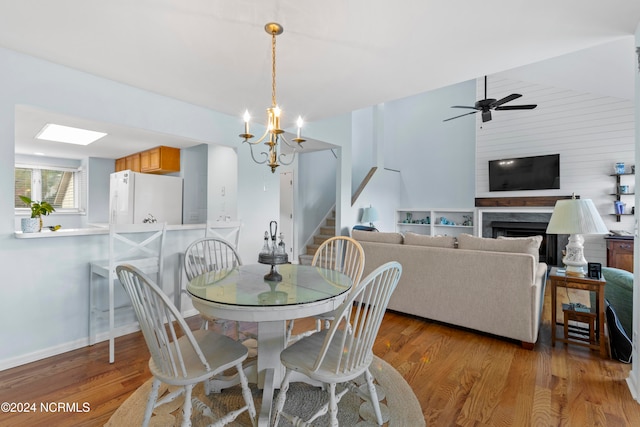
[479,209,567,267]
[491,221,558,265]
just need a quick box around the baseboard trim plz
[1,309,203,372]
[0,323,141,372]
[627,371,639,402]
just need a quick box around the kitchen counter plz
[14,223,206,239]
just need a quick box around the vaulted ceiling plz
[2,1,639,159]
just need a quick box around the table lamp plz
[546,195,609,276]
[361,206,379,228]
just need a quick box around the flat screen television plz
[489,154,560,192]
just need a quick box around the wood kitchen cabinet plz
[606,236,634,272]
[115,157,125,172]
[125,153,140,172]
[115,154,141,172]
[140,146,180,174]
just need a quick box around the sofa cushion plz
[457,233,541,258]
[404,232,456,248]
[352,229,404,244]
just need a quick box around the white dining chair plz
[183,237,242,336]
[89,222,166,363]
[286,236,365,343]
[116,264,256,427]
[175,221,242,312]
[273,261,402,426]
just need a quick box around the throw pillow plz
[497,235,543,259]
[457,233,541,258]
[404,232,456,248]
[352,229,404,244]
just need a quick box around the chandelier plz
[239,22,305,173]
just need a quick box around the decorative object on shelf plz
[19,195,55,233]
[546,194,609,276]
[239,22,305,173]
[258,220,288,281]
[396,209,475,238]
[615,201,627,215]
[142,213,157,223]
[610,167,634,221]
[439,216,456,225]
[361,205,379,228]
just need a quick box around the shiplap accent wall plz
[476,75,635,264]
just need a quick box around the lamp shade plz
[361,206,379,224]
[546,198,608,235]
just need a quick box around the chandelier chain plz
[271,31,277,107]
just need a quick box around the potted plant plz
[19,195,55,232]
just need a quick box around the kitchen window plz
[15,164,85,213]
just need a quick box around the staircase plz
[299,211,336,265]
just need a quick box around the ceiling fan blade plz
[495,104,537,110]
[492,93,522,107]
[451,105,478,110]
[481,110,492,122]
[443,111,478,122]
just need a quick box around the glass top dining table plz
[187,263,352,321]
[186,263,353,427]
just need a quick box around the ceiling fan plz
[443,76,537,123]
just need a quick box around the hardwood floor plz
[1,286,639,426]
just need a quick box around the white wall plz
[0,46,275,368]
[182,144,209,224]
[384,80,477,209]
[476,75,636,264]
[299,114,352,238]
[207,145,238,223]
[627,24,640,403]
[351,168,402,232]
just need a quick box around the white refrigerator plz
[109,170,183,224]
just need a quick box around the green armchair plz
[602,267,634,338]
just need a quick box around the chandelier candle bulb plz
[296,116,303,139]
[243,110,250,134]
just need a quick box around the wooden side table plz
[562,304,597,346]
[549,267,607,357]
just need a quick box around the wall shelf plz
[610,172,634,222]
[396,208,475,237]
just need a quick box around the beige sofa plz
[352,230,547,348]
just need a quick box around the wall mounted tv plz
[489,154,560,192]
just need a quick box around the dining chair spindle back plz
[286,236,365,343]
[116,264,256,427]
[183,237,243,335]
[273,261,402,426]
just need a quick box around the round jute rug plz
[106,356,425,426]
